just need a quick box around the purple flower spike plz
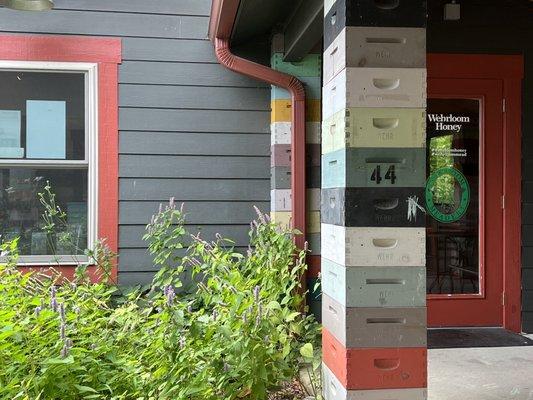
[164,285,175,307]
[60,323,66,340]
[253,285,261,302]
[60,345,69,359]
[50,286,58,312]
[59,303,66,322]
[50,298,58,313]
[34,306,42,317]
[179,337,186,349]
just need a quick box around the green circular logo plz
[425,167,470,223]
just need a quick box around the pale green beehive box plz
[322,107,426,153]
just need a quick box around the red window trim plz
[0,34,122,282]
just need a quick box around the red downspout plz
[209,0,307,251]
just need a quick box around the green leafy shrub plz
[0,200,321,400]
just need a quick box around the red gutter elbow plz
[210,3,307,252]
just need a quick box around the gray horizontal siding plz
[120,155,269,178]
[120,225,252,248]
[119,61,267,87]
[119,109,269,132]
[120,179,269,201]
[0,9,208,39]
[53,0,211,15]
[122,38,216,62]
[120,202,269,225]
[120,247,248,274]
[0,0,270,284]
[520,58,533,331]
[119,132,269,156]
[119,85,269,110]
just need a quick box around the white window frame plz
[0,61,98,265]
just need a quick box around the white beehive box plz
[322,67,427,119]
[321,224,426,267]
[323,27,426,83]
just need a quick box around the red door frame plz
[428,54,524,332]
[0,34,122,282]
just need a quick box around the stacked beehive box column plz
[270,36,323,318]
[321,1,428,398]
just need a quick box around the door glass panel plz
[426,98,480,295]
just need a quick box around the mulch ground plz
[267,380,310,400]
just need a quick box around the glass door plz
[426,78,504,327]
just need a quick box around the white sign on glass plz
[0,110,23,158]
[26,100,66,159]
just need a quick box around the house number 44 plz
[371,165,397,184]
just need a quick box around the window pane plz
[0,71,85,160]
[0,167,88,256]
[426,98,480,295]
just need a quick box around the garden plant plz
[0,186,321,400]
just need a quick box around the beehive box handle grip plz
[374,358,401,370]
[366,37,406,44]
[373,118,399,129]
[366,317,407,324]
[373,198,400,210]
[373,78,400,90]
[366,278,405,285]
[372,238,398,248]
[373,0,400,10]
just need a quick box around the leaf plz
[285,311,300,322]
[44,355,74,364]
[74,385,98,394]
[265,301,281,310]
[300,343,314,359]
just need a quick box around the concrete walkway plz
[429,346,533,399]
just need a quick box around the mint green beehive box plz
[271,76,322,100]
[322,147,426,188]
[321,258,426,308]
[271,53,322,77]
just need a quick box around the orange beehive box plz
[322,328,427,391]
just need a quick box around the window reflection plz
[426,98,480,295]
[0,168,87,256]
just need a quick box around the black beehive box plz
[324,0,427,48]
[321,187,426,227]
